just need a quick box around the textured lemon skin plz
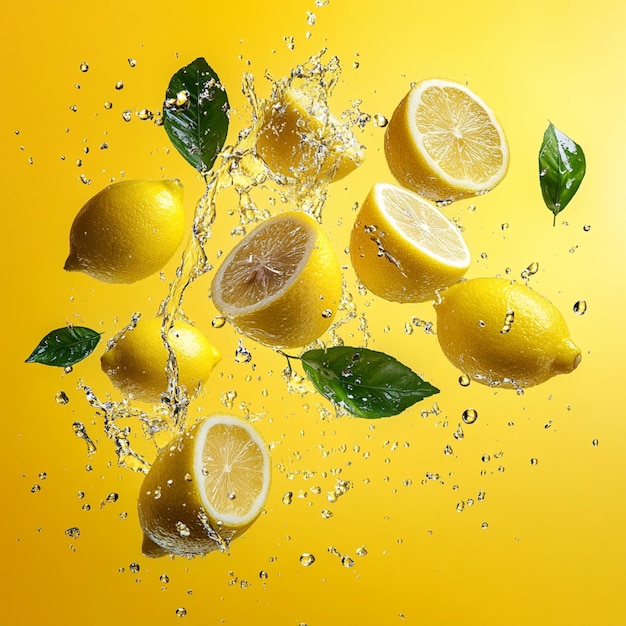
[137,416,266,558]
[65,179,185,283]
[256,87,364,183]
[384,80,509,203]
[434,278,581,388]
[211,211,343,349]
[350,185,470,303]
[100,317,220,404]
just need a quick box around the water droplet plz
[104,101,113,110]
[136,108,153,121]
[160,574,170,584]
[341,556,354,568]
[175,608,187,618]
[456,501,465,513]
[573,300,587,315]
[500,309,515,334]
[55,390,69,405]
[128,58,137,67]
[72,421,97,454]
[65,527,80,539]
[530,457,539,466]
[115,81,124,90]
[501,222,509,231]
[592,438,599,447]
[481,521,489,529]
[521,261,539,280]
[122,110,132,122]
[259,570,269,580]
[234,339,252,363]
[321,509,333,519]
[31,484,41,493]
[321,309,333,319]
[79,62,89,72]
[129,562,140,573]
[462,408,478,424]
[458,374,471,387]
[299,553,315,566]
[212,315,226,328]
[356,545,368,556]
[282,491,293,505]
[583,224,591,232]
[106,492,119,503]
[176,521,191,537]
[373,113,388,127]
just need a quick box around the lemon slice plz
[350,182,470,302]
[256,86,365,183]
[384,79,509,203]
[138,414,271,558]
[211,211,342,348]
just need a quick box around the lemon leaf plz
[539,122,586,225]
[299,347,439,418]
[163,57,230,173]
[25,326,102,368]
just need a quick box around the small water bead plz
[342,556,354,568]
[136,108,153,121]
[115,81,124,90]
[31,484,41,493]
[65,527,81,538]
[521,261,539,279]
[356,545,368,556]
[129,562,140,573]
[321,509,333,519]
[458,374,471,388]
[500,309,515,334]
[373,113,389,127]
[122,110,132,122]
[299,553,315,567]
[55,390,69,405]
[79,62,89,72]
[321,308,333,319]
[175,608,187,618]
[456,501,465,513]
[481,521,489,530]
[128,58,137,67]
[583,224,591,232]
[106,492,119,503]
[234,339,252,363]
[104,101,113,110]
[306,10,316,25]
[259,570,269,580]
[573,300,587,315]
[282,491,293,505]
[592,438,599,447]
[501,222,509,231]
[462,408,478,424]
[212,315,226,329]
[160,574,170,584]
[530,458,539,466]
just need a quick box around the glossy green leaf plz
[163,57,230,173]
[299,346,439,419]
[25,326,102,367]
[539,122,586,225]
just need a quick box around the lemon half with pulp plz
[211,211,342,348]
[384,79,509,203]
[138,414,271,558]
[350,182,471,303]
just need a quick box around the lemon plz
[350,182,471,303]
[434,278,582,388]
[384,79,509,203]
[101,317,221,404]
[211,211,342,348]
[256,86,365,183]
[137,414,271,558]
[65,179,185,283]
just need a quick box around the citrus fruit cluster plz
[348,78,580,389]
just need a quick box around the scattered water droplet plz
[299,553,315,566]
[521,261,539,280]
[356,545,368,556]
[212,315,226,328]
[129,562,140,573]
[592,438,599,447]
[583,224,591,232]
[373,113,388,127]
[573,300,587,315]
[160,574,170,584]
[55,390,69,405]
[462,408,478,424]
[321,308,333,319]
[456,501,465,513]
[259,570,269,580]
[176,521,191,537]
[234,339,252,363]
[500,309,515,334]
[104,101,113,110]
[530,457,539,466]
[175,607,187,618]
[136,108,153,121]
[321,509,333,519]
[341,556,354,568]
[31,484,41,493]
[458,374,471,387]
[282,491,293,505]
[481,521,489,529]
[122,110,132,122]
[115,81,124,90]
[79,62,89,72]
[128,58,137,67]
[65,527,80,539]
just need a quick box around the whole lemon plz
[434,278,581,389]
[65,179,185,283]
[101,317,221,404]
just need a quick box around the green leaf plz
[25,326,102,368]
[539,122,586,225]
[163,57,230,173]
[299,346,439,419]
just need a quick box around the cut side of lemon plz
[138,414,271,558]
[256,86,365,183]
[350,182,470,303]
[211,211,342,348]
[384,79,509,203]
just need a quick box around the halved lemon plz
[211,211,343,348]
[384,79,509,203]
[256,86,365,183]
[137,414,271,558]
[350,182,471,302]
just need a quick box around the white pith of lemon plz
[384,79,509,203]
[350,182,471,302]
[211,211,343,348]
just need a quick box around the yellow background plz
[3,0,625,624]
